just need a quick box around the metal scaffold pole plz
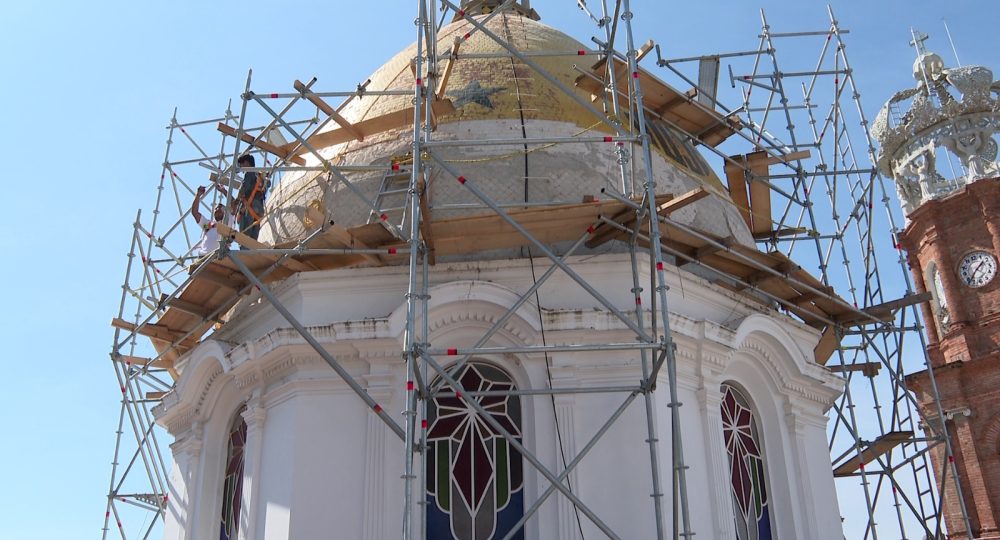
[101,3,971,539]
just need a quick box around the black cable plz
[501,12,586,539]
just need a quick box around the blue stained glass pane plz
[426,362,524,539]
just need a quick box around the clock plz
[958,250,997,288]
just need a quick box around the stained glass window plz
[426,362,525,540]
[721,384,773,540]
[220,406,247,540]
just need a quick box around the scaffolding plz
[103,1,970,539]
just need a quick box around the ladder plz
[368,165,412,229]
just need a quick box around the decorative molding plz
[873,55,1000,217]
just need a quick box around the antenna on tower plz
[942,19,962,67]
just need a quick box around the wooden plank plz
[835,292,932,326]
[724,157,752,230]
[114,355,172,370]
[654,87,699,116]
[585,206,643,248]
[217,123,306,166]
[574,56,738,147]
[747,151,772,236]
[192,267,245,291]
[656,188,709,215]
[326,224,382,266]
[435,39,462,100]
[111,318,198,349]
[752,226,810,241]
[215,223,315,273]
[285,99,456,156]
[759,149,811,167]
[814,326,840,365]
[294,79,365,142]
[734,259,800,289]
[161,295,221,323]
[145,391,169,400]
[417,177,437,265]
[833,431,914,477]
[828,362,882,378]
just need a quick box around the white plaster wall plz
[156,254,843,539]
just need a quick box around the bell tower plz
[873,35,1000,539]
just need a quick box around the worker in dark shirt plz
[234,154,265,244]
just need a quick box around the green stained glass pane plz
[751,459,762,516]
[496,440,509,507]
[437,441,450,509]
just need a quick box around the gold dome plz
[260,11,751,252]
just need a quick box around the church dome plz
[259,11,754,254]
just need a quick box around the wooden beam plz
[216,123,306,166]
[656,188,709,215]
[677,236,735,267]
[832,431,914,477]
[828,362,882,378]
[326,224,383,266]
[283,99,456,157]
[724,157,752,230]
[746,151,772,236]
[757,149,811,167]
[752,226,810,241]
[813,325,840,365]
[191,267,244,291]
[436,38,462,100]
[111,318,198,348]
[734,260,801,290]
[159,294,221,323]
[653,87,698,116]
[585,206,642,248]
[294,79,365,142]
[215,223,315,273]
[835,292,933,326]
[113,355,172,370]
[417,177,436,265]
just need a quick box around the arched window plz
[219,406,247,540]
[426,362,524,540]
[721,383,773,540]
[927,263,950,328]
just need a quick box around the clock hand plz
[973,260,986,278]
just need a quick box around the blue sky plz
[0,1,997,538]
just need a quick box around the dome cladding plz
[258,12,754,256]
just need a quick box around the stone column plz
[553,393,581,540]
[362,374,395,540]
[240,395,267,540]
[697,378,737,540]
[171,422,203,540]
[907,249,942,344]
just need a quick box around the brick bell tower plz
[873,40,1000,539]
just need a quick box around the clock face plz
[958,251,997,288]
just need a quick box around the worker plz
[234,154,266,244]
[191,185,234,256]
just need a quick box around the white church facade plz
[150,4,847,539]
[157,254,843,539]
